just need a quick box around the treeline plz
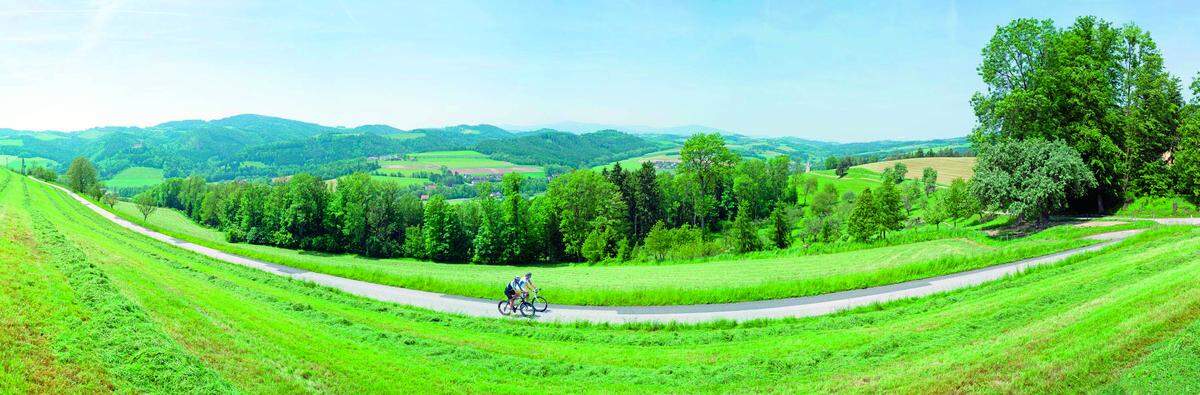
[131,133,804,264]
[971,16,1200,214]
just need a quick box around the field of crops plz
[103,166,165,189]
[3,168,1200,392]
[105,192,1135,306]
[855,157,977,185]
[378,150,544,178]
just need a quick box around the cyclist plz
[504,273,536,311]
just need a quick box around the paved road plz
[43,178,1150,323]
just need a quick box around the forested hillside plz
[1,114,970,190]
[476,129,660,167]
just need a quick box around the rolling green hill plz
[475,129,661,168]
[4,168,1200,392]
[0,115,968,184]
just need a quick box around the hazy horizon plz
[3,1,1198,141]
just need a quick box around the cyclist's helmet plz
[525,272,532,279]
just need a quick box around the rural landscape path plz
[44,178,1186,323]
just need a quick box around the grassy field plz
[105,195,1135,306]
[855,157,977,184]
[592,149,680,171]
[368,175,431,188]
[4,168,1200,391]
[1115,196,1200,218]
[807,167,890,195]
[0,139,21,146]
[378,150,545,178]
[103,166,165,189]
[0,155,58,172]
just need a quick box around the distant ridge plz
[499,121,734,136]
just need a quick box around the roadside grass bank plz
[11,170,1200,391]
[91,184,1144,305]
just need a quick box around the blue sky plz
[1,1,1197,141]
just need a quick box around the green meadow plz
[103,166,165,189]
[3,169,1199,392]
[106,186,1139,306]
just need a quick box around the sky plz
[1,1,1198,142]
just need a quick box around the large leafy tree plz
[499,173,531,263]
[1173,73,1200,202]
[279,173,328,249]
[330,173,374,252]
[921,167,938,195]
[65,156,99,193]
[679,133,738,228]
[847,188,878,242]
[971,139,1097,223]
[546,170,624,261]
[422,194,459,262]
[972,17,1183,211]
[873,181,904,238]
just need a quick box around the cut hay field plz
[855,157,977,184]
[4,168,1200,392]
[104,191,1137,306]
[377,150,544,178]
[103,166,165,189]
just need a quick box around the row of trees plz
[972,17,1200,216]
[129,133,811,264]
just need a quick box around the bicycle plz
[498,292,537,317]
[527,288,548,313]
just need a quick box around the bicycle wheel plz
[532,296,548,312]
[497,300,511,316]
[518,301,536,318]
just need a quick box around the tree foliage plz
[65,156,99,193]
[971,17,1185,211]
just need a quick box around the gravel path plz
[44,178,1154,323]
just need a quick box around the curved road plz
[42,178,1169,323]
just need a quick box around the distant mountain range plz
[499,121,733,136]
[0,114,969,185]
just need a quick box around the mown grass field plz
[378,150,545,178]
[103,166,165,189]
[106,194,1137,306]
[855,156,977,185]
[3,168,1200,392]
